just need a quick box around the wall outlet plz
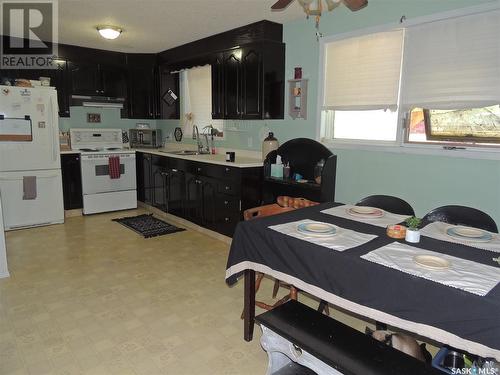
[247,137,253,148]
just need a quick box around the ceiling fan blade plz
[271,0,295,10]
[324,0,341,12]
[342,0,368,11]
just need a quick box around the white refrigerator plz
[0,85,64,230]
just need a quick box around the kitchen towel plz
[420,221,500,253]
[321,204,411,228]
[108,156,121,179]
[22,176,37,200]
[268,219,377,252]
[361,242,500,296]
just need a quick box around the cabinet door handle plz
[225,167,230,172]
[225,186,230,191]
[197,167,202,172]
[224,200,229,205]
[171,169,178,172]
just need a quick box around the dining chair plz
[356,195,415,216]
[242,196,330,316]
[422,205,498,233]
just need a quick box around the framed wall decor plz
[87,113,101,123]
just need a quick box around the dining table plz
[225,202,500,361]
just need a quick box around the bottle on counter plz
[262,132,279,161]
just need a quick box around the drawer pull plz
[224,200,229,205]
[197,167,202,172]
[225,167,230,172]
[171,169,178,172]
[225,186,230,190]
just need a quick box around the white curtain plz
[323,29,404,111]
[180,65,223,135]
[401,10,500,110]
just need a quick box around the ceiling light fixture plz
[97,25,122,40]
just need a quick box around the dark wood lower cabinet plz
[136,152,262,237]
[61,154,83,210]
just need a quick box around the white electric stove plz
[70,129,137,215]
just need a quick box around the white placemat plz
[268,219,377,252]
[321,205,411,228]
[420,222,500,253]
[361,242,500,296]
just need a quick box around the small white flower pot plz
[405,229,421,243]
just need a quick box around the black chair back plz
[422,205,498,233]
[356,195,415,216]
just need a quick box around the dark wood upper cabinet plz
[127,54,157,119]
[241,48,262,119]
[223,51,242,119]
[211,42,284,120]
[68,61,100,96]
[68,61,126,98]
[100,65,127,98]
[211,53,224,119]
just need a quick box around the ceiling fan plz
[271,0,368,24]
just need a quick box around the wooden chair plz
[422,205,498,233]
[242,196,330,317]
[356,195,415,216]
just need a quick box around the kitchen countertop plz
[136,148,263,168]
[60,148,263,168]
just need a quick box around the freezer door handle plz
[49,95,58,162]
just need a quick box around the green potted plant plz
[405,216,422,243]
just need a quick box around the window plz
[320,9,500,148]
[321,29,404,143]
[407,106,500,145]
[179,65,223,137]
[322,109,398,142]
[401,10,500,147]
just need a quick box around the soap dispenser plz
[271,155,284,178]
[262,132,279,161]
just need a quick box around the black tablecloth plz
[225,203,500,360]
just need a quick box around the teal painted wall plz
[59,107,156,132]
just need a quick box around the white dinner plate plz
[446,226,493,243]
[296,222,337,237]
[347,206,384,218]
[413,255,451,270]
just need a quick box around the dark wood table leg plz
[244,269,256,342]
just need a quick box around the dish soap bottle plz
[262,132,279,161]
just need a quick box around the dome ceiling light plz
[97,26,123,40]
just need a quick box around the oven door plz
[80,153,136,195]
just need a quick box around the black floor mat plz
[112,214,185,238]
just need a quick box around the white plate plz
[296,222,337,237]
[453,226,486,238]
[300,222,335,233]
[351,206,379,214]
[347,207,384,218]
[413,255,451,270]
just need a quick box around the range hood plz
[71,95,125,109]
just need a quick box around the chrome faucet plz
[192,125,210,154]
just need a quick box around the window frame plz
[316,2,500,158]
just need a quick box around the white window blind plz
[401,10,500,110]
[323,29,404,111]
